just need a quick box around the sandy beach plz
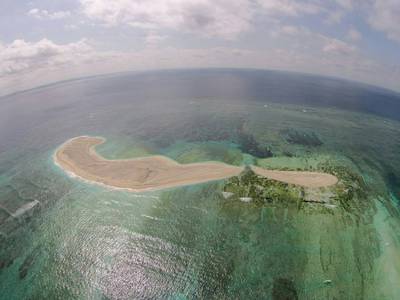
[251,166,338,188]
[54,136,338,191]
[54,136,244,191]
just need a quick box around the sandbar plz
[54,136,338,191]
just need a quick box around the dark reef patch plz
[19,254,34,279]
[237,131,273,158]
[272,277,298,300]
[385,171,400,202]
[137,113,240,148]
[281,129,323,147]
[19,247,41,280]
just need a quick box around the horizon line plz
[2,67,400,100]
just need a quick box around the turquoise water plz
[1,70,400,299]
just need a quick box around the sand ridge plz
[251,166,338,189]
[54,136,338,191]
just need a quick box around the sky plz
[1,0,400,96]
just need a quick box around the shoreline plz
[54,136,338,192]
[54,136,244,192]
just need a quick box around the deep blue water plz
[5,69,400,119]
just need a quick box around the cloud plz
[79,0,324,39]
[64,24,79,31]
[347,27,362,41]
[334,0,354,10]
[276,25,357,55]
[145,32,168,48]
[27,8,71,20]
[0,39,93,77]
[367,0,400,43]
[323,38,356,55]
[80,0,253,39]
[257,0,321,16]
[279,25,304,35]
[327,1,400,44]
[0,38,125,96]
[325,10,345,24]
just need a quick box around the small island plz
[54,136,338,191]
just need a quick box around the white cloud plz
[80,0,253,39]
[335,0,354,10]
[145,32,168,48]
[347,27,362,41]
[0,39,93,76]
[327,1,400,44]
[323,38,356,55]
[325,10,345,24]
[367,0,400,43]
[64,24,79,31]
[276,25,357,56]
[257,0,321,16]
[280,25,303,35]
[79,0,324,39]
[27,8,71,20]
[0,38,124,96]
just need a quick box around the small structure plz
[240,197,252,203]
[222,192,234,199]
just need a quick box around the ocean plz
[1,69,400,299]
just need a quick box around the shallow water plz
[1,70,400,299]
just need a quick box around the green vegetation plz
[223,163,372,220]
[319,164,376,222]
[224,167,301,206]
